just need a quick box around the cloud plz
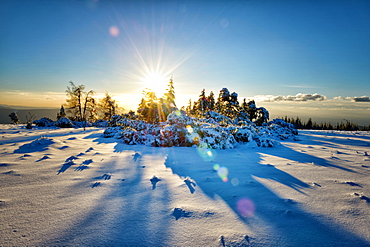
[353,96,370,102]
[334,96,370,102]
[255,93,326,102]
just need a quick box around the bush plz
[103,110,298,149]
[33,117,55,127]
[56,117,74,128]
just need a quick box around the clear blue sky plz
[1,0,369,124]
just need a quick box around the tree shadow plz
[261,144,357,173]
[299,131,370,149]
[164,145,369,246]
[57,161,75,174]
[41,149,172,246]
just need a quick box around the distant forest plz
[281,116,370,131]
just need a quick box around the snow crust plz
[1,124,370,246]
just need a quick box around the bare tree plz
[64,81,95,123]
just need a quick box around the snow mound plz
[103,111,298,149]
[28,137,56,147]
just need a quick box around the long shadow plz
[164,146,369,246]
[41,148,172,246]
[260,144,356,173]
[300,131,370,148]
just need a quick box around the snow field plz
[0,125,369,246]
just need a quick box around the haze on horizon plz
[0,0,369,125]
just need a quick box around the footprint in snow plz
[219,235,251,247]
[132,152,141,162]
[36,155,50,162]
[344,181,362,187]
[172,208,192,220]
[353,193,370,202]
[92,182,101,188]
[184,177,196,194]
[150,176,161,190]
[312,182,322,187]
[65,156,78,162]
[82,159,93,165]
[102,173,111,180]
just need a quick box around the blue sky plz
[1,0,369,124]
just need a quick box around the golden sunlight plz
[141,72,169,97]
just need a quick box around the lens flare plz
[109,26,120,37]
[237,198,255,217]
[217,166,228,182]
[231,177,239,186]
[196,142,216,162]
[213,163,220,171]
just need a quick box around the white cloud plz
[255,93,326,102]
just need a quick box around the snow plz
[0,124,370,246]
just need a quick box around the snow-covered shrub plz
[33,117,55,127]
[109,115,123,127]
[233,125,257,143]
[196,123,236,149]
[103,126,124,138]
[93,119,109,127]
[56,117,74,128]
[102,112,298,149]
[205,111,232,126]
[264,118,298,138]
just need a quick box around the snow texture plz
[1,124,370,246]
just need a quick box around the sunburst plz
[141,72,169,97]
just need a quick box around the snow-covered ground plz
[0,124,369,246]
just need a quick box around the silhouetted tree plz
[64,81,95,122]
[8,112,20,124]
[57,105,66,120]
[99,92,118,120]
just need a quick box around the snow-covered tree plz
[207,91,215,111]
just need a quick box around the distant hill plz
[0,107,59,124]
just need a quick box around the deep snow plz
[0,124,369,246]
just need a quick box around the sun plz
[141,72,169,97]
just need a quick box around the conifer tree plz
[208,91,215,111]
[57,105,66,120]
[164,77,176,108]
[99,92,117,120]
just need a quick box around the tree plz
[196,89,208,117]
[9,111,20,124]
[254,107,269,126]
[138,78,178,123]
[57,105,66,120]
[64,81,95,122]
[243,100,257,121]
[306,118,313,129]
[164,77,176,108]
[99,92,118,120]
[137,89,162,123]
[207,91,215,111]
